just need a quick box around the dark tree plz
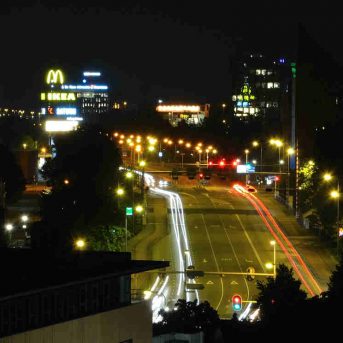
[256,264,307,321]
[32,127,122,251]
[0,144,26,203]
[154,299,220,337]
[326,255,343,302]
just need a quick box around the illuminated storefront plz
[156,104,210,127]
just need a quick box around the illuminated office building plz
[232,53,291,131]
[62,71,109,123]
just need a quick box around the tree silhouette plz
[256,264,307,321]
[154,299,220,335]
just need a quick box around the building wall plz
[1,301,152,343]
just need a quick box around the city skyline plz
[1,1,342,107]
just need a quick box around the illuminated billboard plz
[237,164,255,173]
[41,93,76,101]
[46,69,64,84]
[156,105,201,113]
[56,107,77,115]
[45,120,78,132]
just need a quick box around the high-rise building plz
[232,53,291,133]
[62,71,109,123]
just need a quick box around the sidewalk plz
[256,191,338,292]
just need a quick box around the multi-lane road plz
[133,172,333,320]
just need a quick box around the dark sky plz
[0,0,342,108]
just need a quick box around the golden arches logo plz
[46,69,64,84]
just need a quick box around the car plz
[246,185,257,193]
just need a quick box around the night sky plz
[0,0,342,108]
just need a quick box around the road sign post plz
[125,207,133,251]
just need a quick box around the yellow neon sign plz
[46,69,64,84]
[41,92,76,101]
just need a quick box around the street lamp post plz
[323,173,341,255]
[270,240,276,279]
[252,141,263,173]
[244,149,249,185]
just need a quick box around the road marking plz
[234,214,266,271]
[201,214,224,311]
[245,259,254,263]
[221,257,232,262]
[207,280,214,285]
[230,281,239,285]
[203,258,208,263]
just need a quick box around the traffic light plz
[275,176,280,181]
[232,294,242,311]
[199,173,204,179]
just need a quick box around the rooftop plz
[0,248,169,299]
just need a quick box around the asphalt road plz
[178,184,281,319]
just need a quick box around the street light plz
[116,188,125,196]
[323,173,340,255]
[270,139,283,172]
[5,223,14,244]
[252,141,263,173]
[244,149,249,185]
[135,205,144,213]
[270,240,276,279]
[75,239,86,250]
[21,214,29,223]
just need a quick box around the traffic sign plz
[126,207,133,216]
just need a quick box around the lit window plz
[243,108,249,113]
[267,82,274,89]
[273,102,278,108]
[232,95,237,101]
[274,82,280,88]
[256,69,261,75]
[266,102,271,108]
[261,69,267,75]
[249,108,255,114]
[237,101,242,106]
[243,95,249,100]
[267,70,273,75]
[242,102,248,107]
[237,95,243,100]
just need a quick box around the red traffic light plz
[199,173,204,179]
[232,294,242,311]
[275,176,280,181]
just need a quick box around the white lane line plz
[200,214,224,311]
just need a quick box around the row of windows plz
[82,103,108,108]
[0,276,130,338]
[255,69,274,76]
[234,107,259,114]
[256,82,280,89]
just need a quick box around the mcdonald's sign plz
[46,69,64,84]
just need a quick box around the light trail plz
[233,184,321,296]
[139,171,199,319]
